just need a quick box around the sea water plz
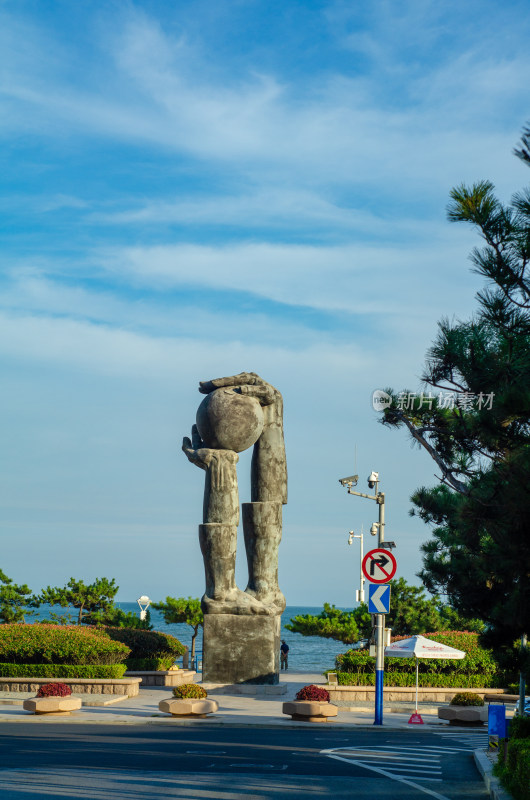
[32,604,348,674]
[117,603,347,674]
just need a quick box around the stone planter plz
[438,705,488,726]
[125,669,196,687]
[158,697,218,718]
[282,700,338,722]
[23,696,82,716]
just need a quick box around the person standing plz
[280,640,289,670]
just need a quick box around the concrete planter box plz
[23,696,82,716]
[438,705,488,725]
[0,677,141,696]
[125,669,196,687]
[282,700,338,722]
[158,697,218,718]
[325,685,506,704]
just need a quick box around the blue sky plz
[1,0,530,606]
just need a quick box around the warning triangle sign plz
[408,712,424,724]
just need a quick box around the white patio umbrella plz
[384,634,466,711]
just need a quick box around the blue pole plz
[374,613,384,725]
[375,670,384,724]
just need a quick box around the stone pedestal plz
[282,700,338,722]
[438,705,487,725]
[23,696,82,715]
[202,614,280,684]
[158,697,218,717]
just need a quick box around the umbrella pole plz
[415,658,419,712]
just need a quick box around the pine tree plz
[0,569,36,623]
[38,577,119,625]
[380,125,530,651]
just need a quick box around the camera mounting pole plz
[338,471,388,725]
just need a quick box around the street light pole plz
[377,491,385,546]
[349,529,365,603]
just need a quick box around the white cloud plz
[0,5,527,196]
[0,304,433,599]
[99,236,478,319]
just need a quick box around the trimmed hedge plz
[333,671,506,687]
[0,662,127,679]
[495,738,530,800]
[104,628,185,670]
[0,624,130,665]
[125,657,176,671]
[335,631,509,686]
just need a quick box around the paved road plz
[0,722,489,799]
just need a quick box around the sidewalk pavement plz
[0,671,462,729]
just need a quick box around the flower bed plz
[296,685,330,702]
[36,682,72,698]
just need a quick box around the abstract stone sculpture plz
[183,372,287,684]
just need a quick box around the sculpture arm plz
[182,425,240,524]
[198,374,287,504]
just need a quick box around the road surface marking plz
[323,752,451,800]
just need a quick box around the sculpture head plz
[196,388,264,453]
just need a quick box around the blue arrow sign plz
[368,583,391,613]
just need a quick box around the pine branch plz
[391,409,469,495]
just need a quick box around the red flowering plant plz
[295,685,330,702]
[36,682,72,698]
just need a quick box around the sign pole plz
[376,493,385,725]
[375,613,384,725]
[362,548,396,728]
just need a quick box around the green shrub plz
[0,662,127,678]
[104,628,185,666]
[334,671,505,688]
[336,631,508,685]
[510,716,530,739]
[495,739,530,800]
[0,624,130,665]
[450,692,484,706]
[125,657,176,671]
[36,682,72,698]
[172,683,207,699]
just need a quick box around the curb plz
[474,749,513,800]
[0,710,449,729]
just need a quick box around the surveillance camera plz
[348,533,353,545]
[367,471,379,488]
[339,475,359,487]
[370,523,378,536]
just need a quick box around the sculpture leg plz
[242,501,286,614]
[199,523,273,616]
